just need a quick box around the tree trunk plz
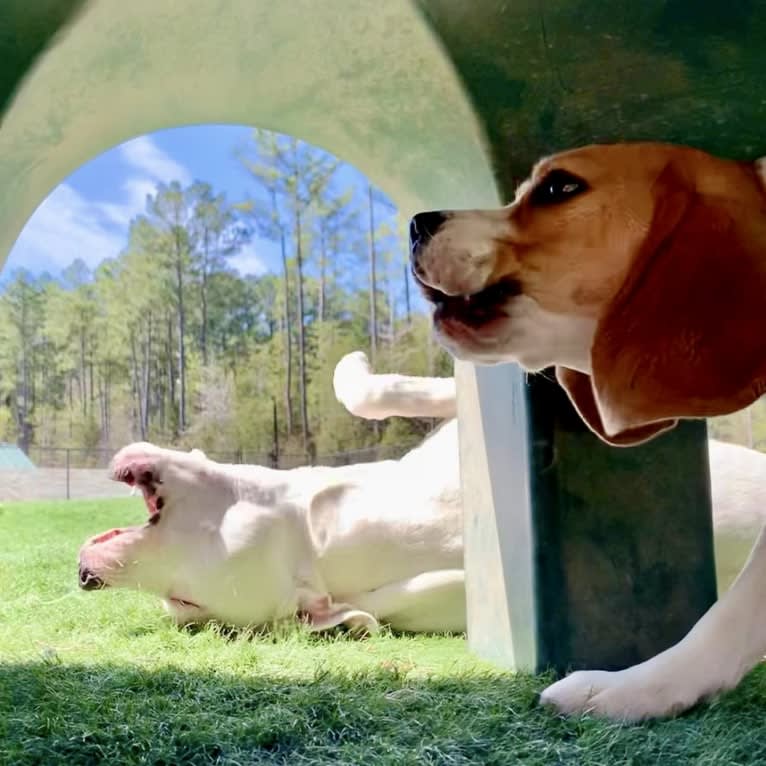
[295,206,309,453]
[19,296,29,441]
[159,353,166,433]
[89,357,95,413]
[142,314,152,438]
[367,186,381,439]
[178,276,186,433]
[166,314,175,429]
[174,230,187,434]
[388,275,396,347]
[318,228,326,322]
[20,349,28,436]
[273,189,293,436]
[97,367,106,443]
[271,397,279,468]
[201,228,210,366]
[404,263,411,325]
[97,373,104,439]
[68,374,73,439]
[130,329,146,440]
[103,362,111,443]
[29,345,36,414]
[79,324,86,416]
[367,184,378,363]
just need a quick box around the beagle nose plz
[409,211,447,278]
[78,565,105,591]
[410,211,446,252]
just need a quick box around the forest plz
[0,128,763,464]
[0,129,452,464]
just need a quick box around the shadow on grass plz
[174,618,468,643]
[3,661,766,765]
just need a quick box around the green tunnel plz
[2,0,763,673]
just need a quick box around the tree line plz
[0,129,452,460]
[1,127,761,461]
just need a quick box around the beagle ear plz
[555,366,678,446]
[578,161,766,443]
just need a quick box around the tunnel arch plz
[5,0,755,675]
[0,0,499,268]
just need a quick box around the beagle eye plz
[529,169,589,206]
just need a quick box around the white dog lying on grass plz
[78,352,766,634]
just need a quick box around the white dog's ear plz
[307,484,350,554]
[303,483,380,633]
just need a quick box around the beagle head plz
[411,142,766,446]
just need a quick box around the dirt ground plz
[0,468,129,502]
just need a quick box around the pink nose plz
[78,564,105,590]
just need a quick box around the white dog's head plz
[77,447,309,628]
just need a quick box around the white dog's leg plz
[110,441,228,498]
[298,591,380,633]
[541,521,766,721]
[344,569,466,633]
[333,351,456,420]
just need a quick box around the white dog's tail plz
[333,351,456,421]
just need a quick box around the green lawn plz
[2,499,766,764]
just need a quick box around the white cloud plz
[119,135,192,186]
[98,178,157,226]
[6,184,126,273]
[98,136,194,226]
[4,135,195,276]
[230,243,267,276]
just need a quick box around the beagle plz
[410,142,766,721]
[411,142,766,445]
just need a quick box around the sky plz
[3,124,392,282]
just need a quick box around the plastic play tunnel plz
[3,0,763,673]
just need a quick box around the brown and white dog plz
[410,142,766,720]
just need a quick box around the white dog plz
[78,352,463,633]
[79,352,766,641]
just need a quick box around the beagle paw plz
[539,656,719,722]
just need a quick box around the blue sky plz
[4,125,392,281]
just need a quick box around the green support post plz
[418,0,766,672]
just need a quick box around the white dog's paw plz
[539,660,711,722]
[333,351,376,416]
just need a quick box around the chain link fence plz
[0,442,413,503]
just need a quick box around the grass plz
[2,500,766,765]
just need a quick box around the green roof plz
[0,443,36,470]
